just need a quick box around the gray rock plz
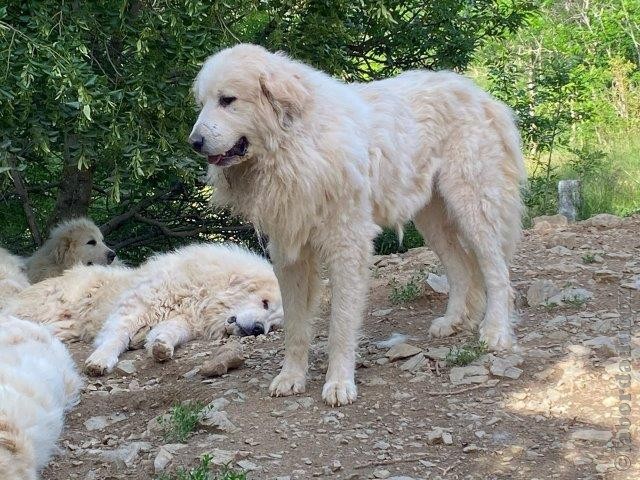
[593,269,622,283]
[100,442,151,468]
[426,427,453,445]
[84,413,127,431]
[532,214,568,232]
[489,355,524,379]
[400,353,427,372]
[371,308,394,318]
[581,213,622,229]
[546,287,592,306]
[450,365,489,385]
[571,429,613,443]
[425,273,449,294]
[549,245,573,256]
[526,279,560,307]
[386,343,422,361]
[116,359,136,375]
[209,448,237,466]
[199,410,238,433]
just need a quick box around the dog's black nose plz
[227,316,237,324]
[252,323,265,336]
[106,250,116,264]
[190,136,204,153]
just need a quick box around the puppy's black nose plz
[227,316,237,324]
[190,136,204,153]
[106,250,116,264]
[252,323,265,336]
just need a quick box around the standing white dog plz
[190,44,525,406]
[0,314,81,479]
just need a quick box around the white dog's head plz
[48,218,116,269]
[220,272,284,337]
[189,44,311,167]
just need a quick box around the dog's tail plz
[486,99,526,261]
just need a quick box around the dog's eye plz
[219,95,237,107]
[87,239,97,246]
[262,299,269,310]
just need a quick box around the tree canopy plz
[0,0,530,262]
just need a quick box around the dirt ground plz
[41,214,640,480]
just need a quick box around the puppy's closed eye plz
[87,239,97,246]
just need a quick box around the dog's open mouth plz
[207,137,248,167]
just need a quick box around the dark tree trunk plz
[46,134,94,232]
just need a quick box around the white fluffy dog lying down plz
[5,243,283,375]
[0,314,81,480]
[190,44,525,405]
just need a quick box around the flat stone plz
[549,245,573,256]
[84,413,127,431]
[199,410,238,433]
[372,308,394,317]
[400,353,427,372]
[424,346,450,360]
[571,429,613,443]
[490,355,524,379]
[115,359,136,375]
[425,273,449,294]
[532,214,568,232]
[450,365,489,385]
[593,269,622,283]
[581,213,622,229]
[547,288,592,306]
[386,343,422,361]
[100,442,151,468]
[527,279,560,307]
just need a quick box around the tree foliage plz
[1,1,530,261]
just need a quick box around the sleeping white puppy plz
[0,314,82,480]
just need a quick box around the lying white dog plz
[190,44,525,405]
[0,314,81,479]
[5,243,283,375]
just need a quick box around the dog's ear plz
[54,234,73,264]
[259,68,310,129]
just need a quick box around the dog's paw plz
[479,326,516,352]
[84,351,117,377]
[428,316,459,338]
[322,379,357,407]
[150,341,174,362]
[269,370,306,397]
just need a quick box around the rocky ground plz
[42,213,640,480]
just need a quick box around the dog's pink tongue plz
[207,155,224,165]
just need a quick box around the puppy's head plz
[223,272,284,337]
[189,43,311,168]
[50,218,116,269]
[0,425,36,480]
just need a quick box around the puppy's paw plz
[269,370,306,397]
[84,351,117,377]
[322,379,357,407]
[150,341,174,362]
[428,316,459,338]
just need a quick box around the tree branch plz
[6,155,42,246]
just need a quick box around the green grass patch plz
[388,276,423,304]
[445,341,488,366]
[157,455,246,480]
[159,402,206,443]
[581,253,596,264]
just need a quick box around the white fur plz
[0,247,29,309]
[191,44,525,406]
[26,217,116,283]
[0,314,81,480]
[4,243,284,375]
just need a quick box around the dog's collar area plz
[207,136,248,166]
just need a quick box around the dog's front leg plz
[269,246,320,397]
[322,238,371,406]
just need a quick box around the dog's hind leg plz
[436,182,516,351]
[145,318,194,362]
[269,245,321,398]
[413,193,477,337]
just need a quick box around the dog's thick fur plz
[190,44,525,406]
[5,243,284,375]
[0,247,29,309]
[26,218,116,283]
[0,314,81,480]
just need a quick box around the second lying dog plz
[5,243,283,375]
